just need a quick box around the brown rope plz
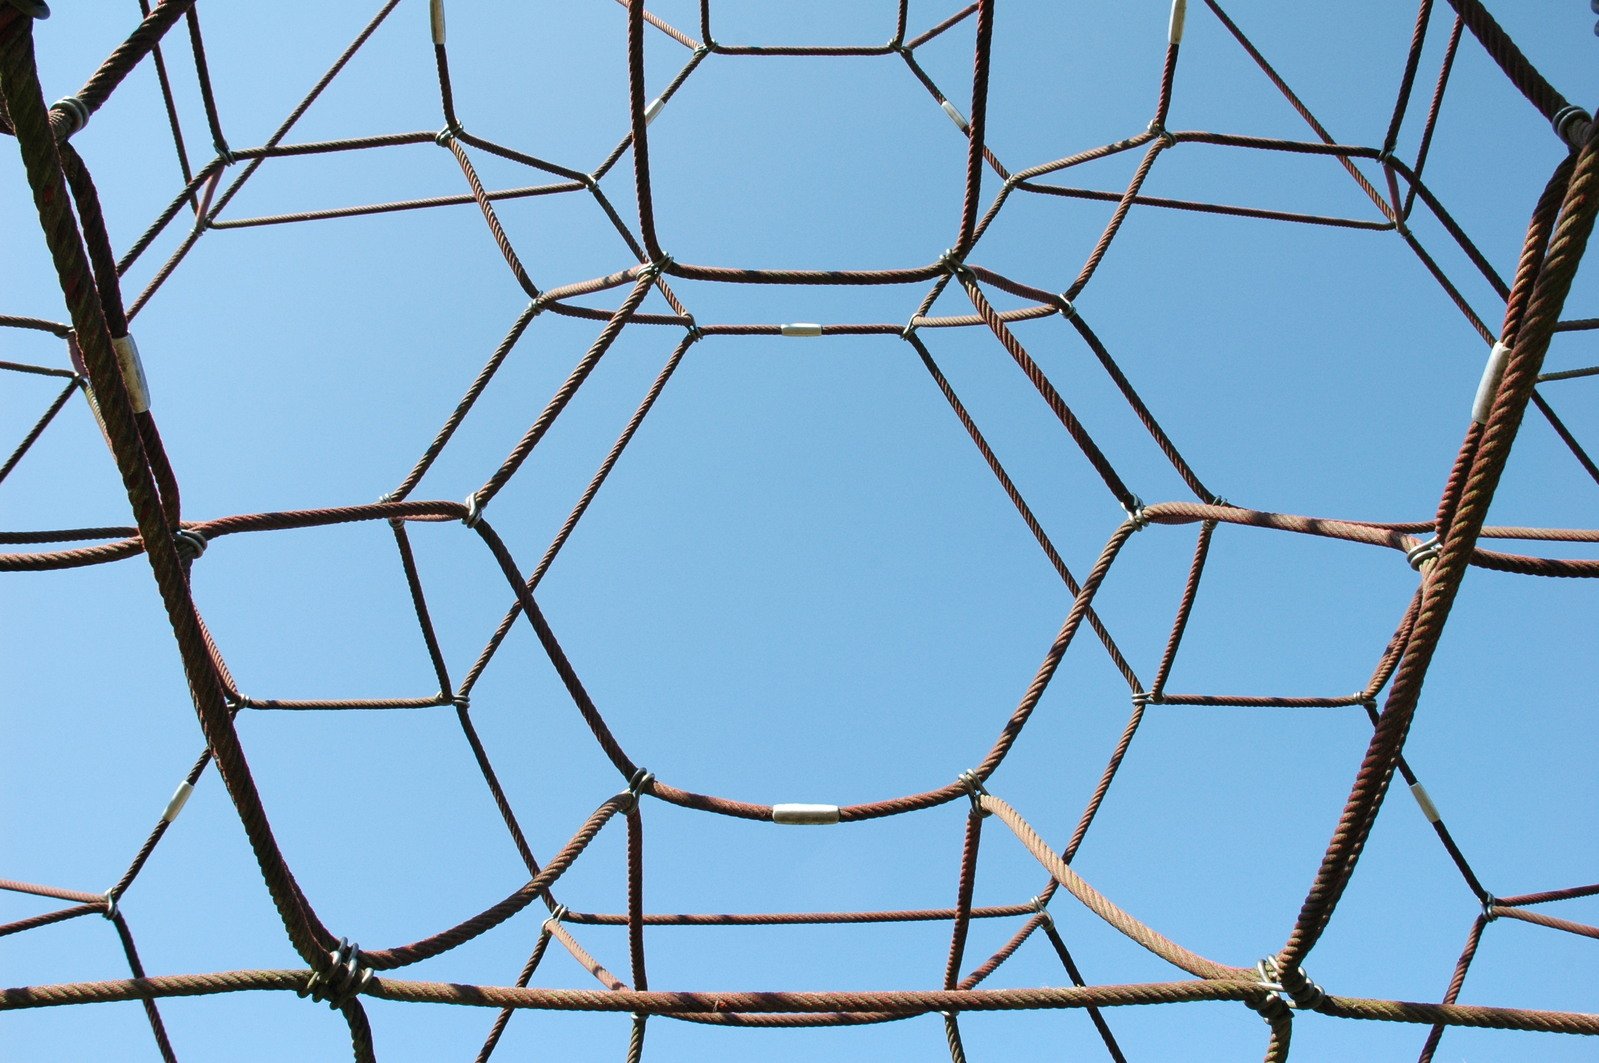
[4,2,1596,1059]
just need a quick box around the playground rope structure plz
[2,1,1596,1059]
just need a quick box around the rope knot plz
[1123,495,1149,530]
[101,890,118,921]
[461,492,483,528]
[298,938,371,1010]
[1146,120,1176,149]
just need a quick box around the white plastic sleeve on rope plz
[1168,0,1188,45]
[1409,782,1441,825]
[430,0,446,45]
[111,334,150,414]
[780,323,823,338]
[644,97,665,125]
[772,803,840,825]
[940,99,970,133]
[1471,341,1510,425]
[162,781,194,823]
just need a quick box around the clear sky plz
[3,1,1597,1060]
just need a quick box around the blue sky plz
[3,2,1597,1059]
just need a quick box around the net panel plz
[1,1,1596,1059]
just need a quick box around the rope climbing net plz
[2,0,1596,1059]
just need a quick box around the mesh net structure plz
[2,1,1597,1059]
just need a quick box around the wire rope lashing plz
[297,937,372,1010]
[1123,495,1150,531]
[1027,892,1053,928]
[621,767,655,813]
[958,769,991,819]
[172,528,207,562]
[1246,958,1295,1031]
[50,92,87,135]
[1552,103,1592,149]
[1257,955,1327,1012]
[1406,536,1441,571]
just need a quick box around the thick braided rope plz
[0,7,334,966]
[1279,116,1599,973]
